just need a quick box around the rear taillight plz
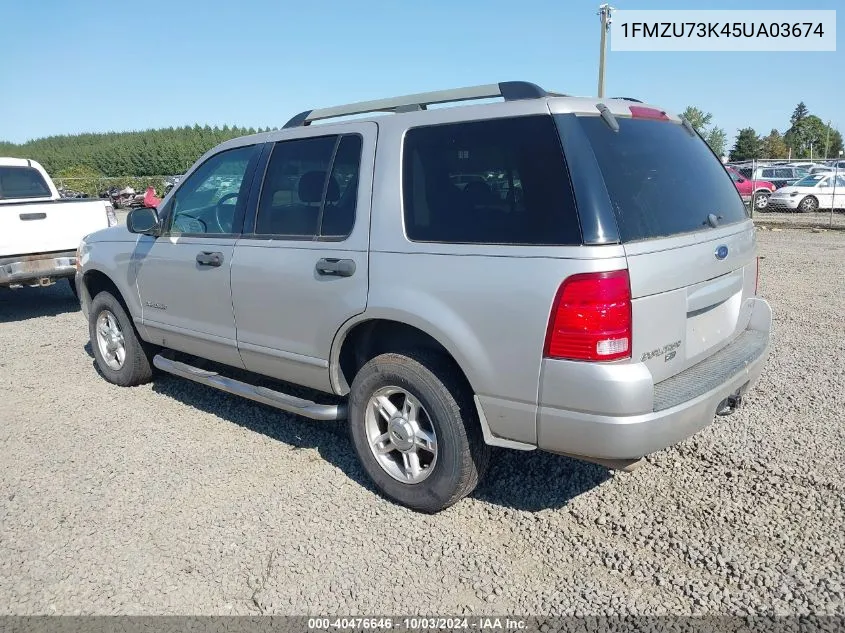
[754,256,760,296]
[544,270,632,362]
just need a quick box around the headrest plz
[298,171,339,203]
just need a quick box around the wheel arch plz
[81,268,138,324]
[330,312,486,398]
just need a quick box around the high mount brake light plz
[629,105,670,121]
[544,270,632,362]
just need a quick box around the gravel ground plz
[753,209,845,230]
[0,228,843,616]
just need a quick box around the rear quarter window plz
[573,116,748,242]
[402,115,581,245]
[0,166,51,200]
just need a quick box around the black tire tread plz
[799,195,818,213]
[348,349,490,512]
[89,290,154,387]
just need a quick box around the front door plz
[135,143,261,367]
[231,124,375,392]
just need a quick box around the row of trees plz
[680,102,842,163]
[0,125,271,178]
[1,103,840,183]
[729,102,843,162]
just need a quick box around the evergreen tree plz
[729,128,762,162]
[790,102,809,127]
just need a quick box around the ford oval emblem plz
[715,245,729,260]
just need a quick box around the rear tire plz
[88,290,154,387]
[798,196,818,213]
[753,192,770,211]
[348,351,490,513]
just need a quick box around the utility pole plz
[824,120,831,159]
[597,4,614,98]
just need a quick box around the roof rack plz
[283,81,561,128]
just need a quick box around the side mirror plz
[127,207,160,235]
[737,178,746,183]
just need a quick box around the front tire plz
[798,196,818,213]
[89,290,154,386]
[754,192,770,211]
[348,351,490,513]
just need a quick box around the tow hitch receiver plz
[716,388,744,416]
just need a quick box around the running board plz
[152,355,347,421]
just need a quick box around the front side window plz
[0,166,51,200]
[403,116,581,245]
[168,145,258,235]
[255,134,362,239]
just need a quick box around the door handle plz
[316,258,356,277]
[196,251,223,267]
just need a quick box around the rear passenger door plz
[230,124,375,392]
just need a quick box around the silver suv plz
[76,82,772,512]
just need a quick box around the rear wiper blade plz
[706,213,723,228]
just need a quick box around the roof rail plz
[283,81,558,129]
[610,96,643,103]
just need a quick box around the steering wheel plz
[174,214,207,234]
[215,193,239,232]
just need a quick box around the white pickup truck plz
[0,157,117,294]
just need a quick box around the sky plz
[0,0,842,148]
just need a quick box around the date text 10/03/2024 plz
[307,617,528,630]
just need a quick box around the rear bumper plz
[0,251,76,287]
[536,298,772,460]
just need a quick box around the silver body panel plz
[78,89,772,462]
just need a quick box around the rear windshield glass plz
[572,116,748,242]
[0,166,51,200]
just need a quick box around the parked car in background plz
[1,157,117,294]
[809,165,834,174]
[737,165,808,190]
[76,82,771,512]
[768,173,845,212]
[726,166,775,210]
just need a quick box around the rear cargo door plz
[0,200,108,257]
[574,113,758,382]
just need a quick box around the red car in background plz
[726,166,776,211]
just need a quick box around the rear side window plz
[256,134,362,239]
[0,166,51,200]
[403,116,581,245]
[573,116,748,242]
